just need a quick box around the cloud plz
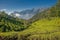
[15,13,21,17]
[0,9,7,11]
[8,11,13,15]
[0,9,8,13]
[20,13,33,20]
[0,9,12,15]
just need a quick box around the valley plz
[0,0,60,40]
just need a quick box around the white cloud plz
[0,9,7,11]
[20,14,33,20]
[8,11,14,15]
[15,13,21,17]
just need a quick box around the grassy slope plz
[1,17,60,40]
[17,17,60,40]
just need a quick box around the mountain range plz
[10,8,45,20]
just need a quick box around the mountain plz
[0,11,28,32]
[10,8,45,20]
[17,0,60,40]
[27,0,60,23]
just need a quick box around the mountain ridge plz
[10,8,45,20]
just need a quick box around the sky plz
[0,0,57,12]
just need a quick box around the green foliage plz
[0,11,27,32]
[0,17,60,40]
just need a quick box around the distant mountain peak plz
[9,8,45,20]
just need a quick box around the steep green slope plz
[0,17,60,40]
[0,11,27,32]
[18,17,60,40]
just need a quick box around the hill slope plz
[0,11,27,32]
[0,17,60,40]
[17,0,60,40]
[18,17,60,40]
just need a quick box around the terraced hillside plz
[0,17,60,40]
[18,17,60,40]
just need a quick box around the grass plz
[18,17,60,40]
[0,17,60,40]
